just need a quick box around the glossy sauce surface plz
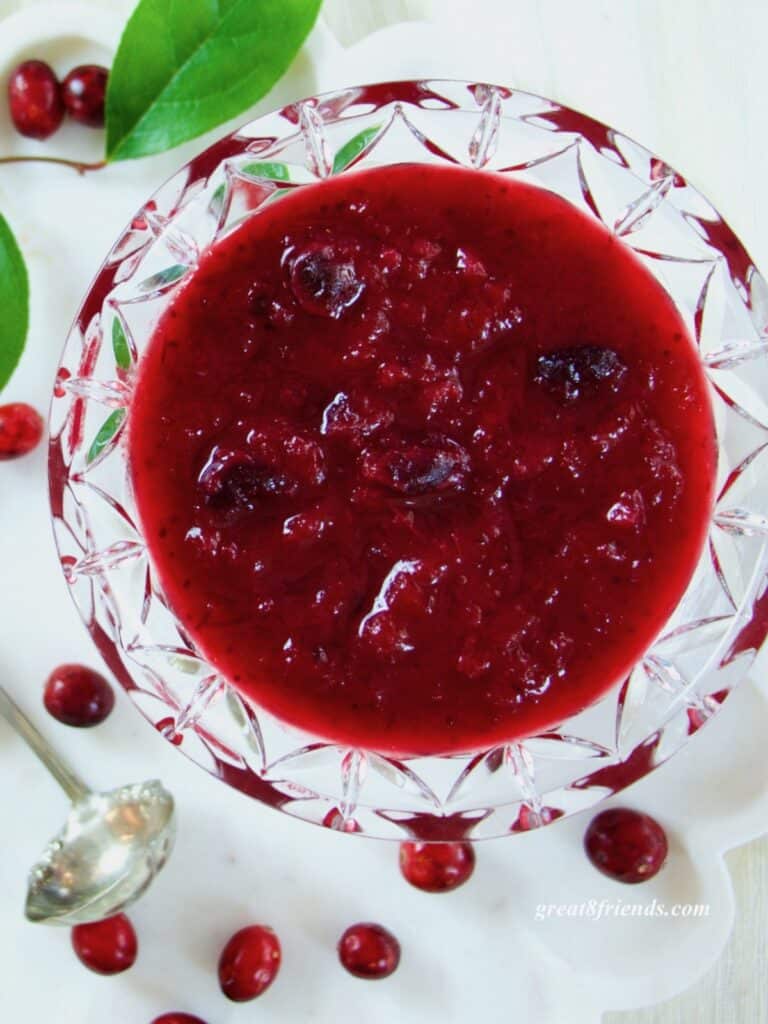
[130,164,716,755]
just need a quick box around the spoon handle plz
[0,686,90,802]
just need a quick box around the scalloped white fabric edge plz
[0,4,765,1022]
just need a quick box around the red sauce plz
[129,164,716,756]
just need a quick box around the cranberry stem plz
[0,154,106,175]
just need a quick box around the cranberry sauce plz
[129,163,716,756]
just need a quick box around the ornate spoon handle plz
[0,686,90,802]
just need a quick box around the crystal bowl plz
[49,79,768,840]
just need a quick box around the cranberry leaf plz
[106,0,322,162]
[0,213,29,393]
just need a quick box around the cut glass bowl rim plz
[48,78,768,840]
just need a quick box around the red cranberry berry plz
[288,243,364,318]
[338,922,401,979]
[198,448,275,511]
[151,1016,208,1024]
[71,913,137,975]
[61,64,108,127]
[399,841,476,893]
[218,925,281,1002]
[361,437,469,496]
[0,402,44,460]
[198,430,325,515]
[534,345,626,403]
[584,807,668,884]
[7,60,64,139]
[43,663,115,727]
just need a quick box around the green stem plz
[0,155,106,175]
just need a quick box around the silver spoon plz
[0,685,175,925]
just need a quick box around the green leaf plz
[112,317,131,371]
[0,213,29,393]
[332,125,382,174]
[87,409,126,464]
[106,0,322,162]
[240,161,291,181]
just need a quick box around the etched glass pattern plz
[49,81,768,839]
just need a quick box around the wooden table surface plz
[322,2,767,1020]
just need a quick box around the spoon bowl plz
[25,779,175,925]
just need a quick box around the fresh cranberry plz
[198,448,276,511]
[43,663,115,727]
[584,807,668,883]
[0,402,44,460]
[361,437,470,496]
[288,243,364,318]
[61,64,108,127]
[534,345,626,403]
[199,432,325,514]
[7,60,64,139]
[151,1016,207,1024]
[71,913,137,975]
[338,923,401,979]
[218,925,281,1002]
[399,841,476,892]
